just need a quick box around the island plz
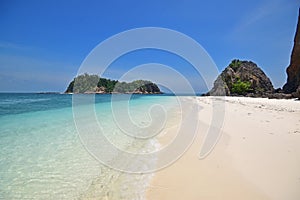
[206,59,274,97]
[65,73,162,94]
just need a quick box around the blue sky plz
[0,0,299,92]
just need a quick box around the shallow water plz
[0,93,178,199]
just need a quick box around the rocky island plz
[65,73,162,94]
[207,59,274,97]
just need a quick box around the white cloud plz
[0,41,37,52]
[232,0,287,35]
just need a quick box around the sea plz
[0,93,179,199]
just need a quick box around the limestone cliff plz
[283,9,300,94]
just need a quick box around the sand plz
[146,96,300,200]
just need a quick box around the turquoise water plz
[0,93,177,199]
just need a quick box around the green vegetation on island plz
[65,73,162,94]
[229,59,242,71]
[231,79,252,95]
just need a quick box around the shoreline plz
[146,96,300,200]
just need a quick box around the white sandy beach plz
[146,96,300,200]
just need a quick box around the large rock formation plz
[283,9,300,94]
[208,60,274,96]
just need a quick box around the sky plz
[0,0,299,93]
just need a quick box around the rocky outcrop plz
[283,9,300,93]
[292,86,300,99]
[208,60,274,96]
[132,83,161,94]
[267,92,293,99]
